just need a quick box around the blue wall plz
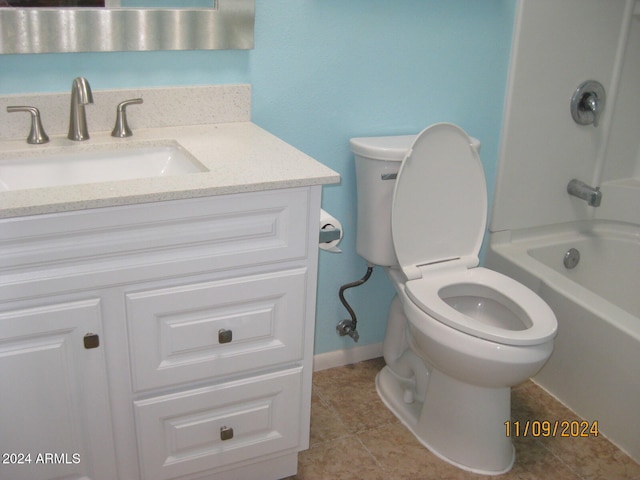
[0,0,516,355]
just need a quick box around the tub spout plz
[567,179,602,207]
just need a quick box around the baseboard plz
[313,342,383,371]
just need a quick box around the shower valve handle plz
[571,80,605,127]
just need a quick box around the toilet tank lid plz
[350,135,416,161]
[350,133,480,162]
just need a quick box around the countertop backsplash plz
[0,84,251,140]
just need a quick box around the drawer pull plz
[84,333,100,349]
[218,329,233,344]
[220,426,234,441]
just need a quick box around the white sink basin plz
[0,142,208,191]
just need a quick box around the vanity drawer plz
[134,367,302,480]
[1,188,311,300]
[127,268,307,391]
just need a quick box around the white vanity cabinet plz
[0,186,322,480]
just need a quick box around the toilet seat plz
[392,123,487,280]
[404,268,557,346]
[391,123,556,346]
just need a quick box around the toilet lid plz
[392,123,487,280]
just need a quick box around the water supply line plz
[336,265,374,342]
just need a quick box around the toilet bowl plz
[407,267,556,347]
[351,123,557,475]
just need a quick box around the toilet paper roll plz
[319,209,343,253]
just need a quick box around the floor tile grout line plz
[307,431,357,450]
[312,381,402,437]
[353,432,388,476]
[531,433,587,480]
[311,384,332,408]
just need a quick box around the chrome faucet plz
[570,80,605,128]
[68,77,93,141]
[567,179,602,207]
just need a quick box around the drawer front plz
[0,188,310,301]
[127,269,307,391]
[134,367,302,480]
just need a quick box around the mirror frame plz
[0,0,254,54]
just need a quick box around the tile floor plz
[287,357,640,480]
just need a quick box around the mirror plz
[0,0,254,53]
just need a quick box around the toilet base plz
[376,366,515,475]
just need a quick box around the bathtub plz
[486,221,640,463]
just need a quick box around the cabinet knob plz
[218,329,232,344]
[83,333,100,349]
[220,426,234,441]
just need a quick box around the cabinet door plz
[0,299,117,480]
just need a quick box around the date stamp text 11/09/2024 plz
[505,420,599,438]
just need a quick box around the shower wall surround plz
[491,0,640,231]
[487,0,640,462]
[596,1,640,225]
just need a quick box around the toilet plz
[351,123,557,475]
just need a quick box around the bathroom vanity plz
[0,85,339,480]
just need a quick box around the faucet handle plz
[111,98,143,138]
[570,80,605,128]
[7,106,49,144]
[581,92,601,127]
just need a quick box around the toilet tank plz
[350,135,412,266]
[350,133,480,267]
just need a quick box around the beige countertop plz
[0,121,340,218]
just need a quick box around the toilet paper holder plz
[319,209,343,252]
[319,228,341,244]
